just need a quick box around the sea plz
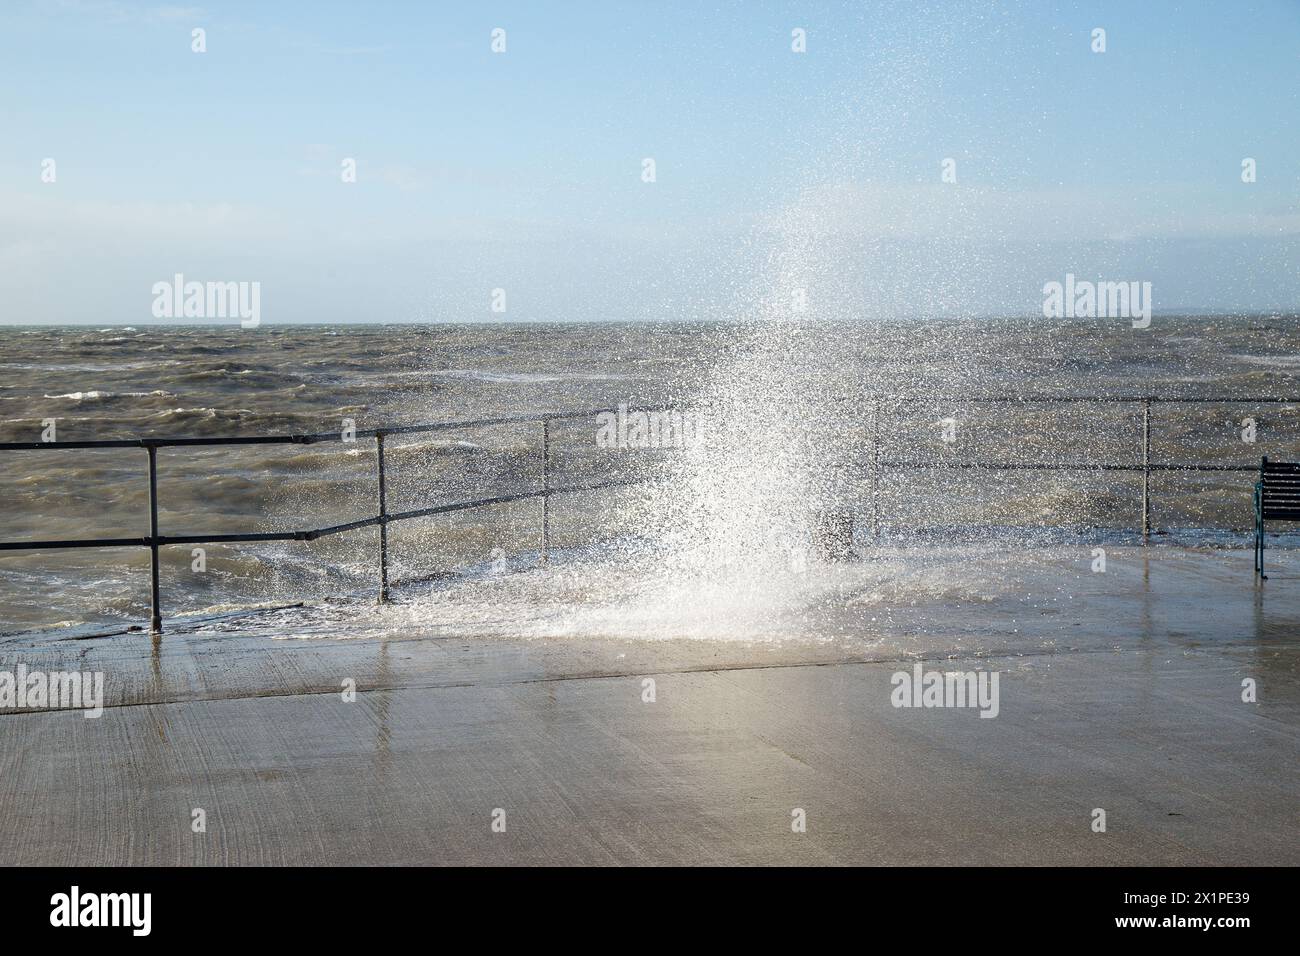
[3,316,1300,636]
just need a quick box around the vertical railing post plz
[375,432,389,603]
[871,396,880,539]
[1141,398,1151,543]
[541,418,550,565]
[147,443,162,634]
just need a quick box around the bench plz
[1254,457,1300,579]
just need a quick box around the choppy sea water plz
[2,317,1299,635]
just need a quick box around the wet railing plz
[863,395,1292,540]
[0,395,1291,634]
[0,408,647,634]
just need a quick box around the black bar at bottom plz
[0,866,1284,942]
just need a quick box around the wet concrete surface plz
[1,545,1297,865]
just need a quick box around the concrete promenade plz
[1,545,1296,865]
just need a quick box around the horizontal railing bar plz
[876,461,1259,472]
[384,476,654,525]
[364,408,620,439]
[1150,464,1259,472]
[161,516,391,545]
[386,491,549,524]
[0,477,658,552]
[0,435,334,451]
[0,406,632,452]
[307,517,384,539]
[876,395,1300,405]
[0,536,148,551]
[161,531,313,545]
[4,396,1298,452]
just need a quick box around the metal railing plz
[863,395,1292,539]
[0,395,1293,634]
[0,407,645,634]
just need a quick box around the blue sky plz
[2,0,1299,323]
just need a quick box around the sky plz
[1,0,1298,324]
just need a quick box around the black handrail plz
[0,406,615,451]
[0,406,649,633]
